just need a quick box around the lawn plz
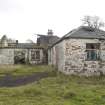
[0,65,105,105]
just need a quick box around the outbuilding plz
[48,26,105,76]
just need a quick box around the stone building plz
[48,26,105,76]
[0,29,59,65]
[37,29,59,47]
[36,29,60,63]
[0,35,44,65]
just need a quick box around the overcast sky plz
[0,0,105,42]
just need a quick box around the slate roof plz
[37,34,60,46]
[51,26,105,48]
[64,26,105,39]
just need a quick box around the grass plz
[0,66,105,104]
[0,65,53,76]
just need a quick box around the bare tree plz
[82,16,105,29]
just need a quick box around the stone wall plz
[64,39,101,76]
[49,38,105,76]
[48,40,65,71]
[0,49,14,64]
[29,49,43,64]
[0,48,44,65]
[100,41,105,74]
[14,48,44,64]
[14,49,28,64]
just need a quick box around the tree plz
[82,16,105,29]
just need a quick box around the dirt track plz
[0,72,49,87]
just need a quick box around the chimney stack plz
[16,40,18,44]
[47,29,53,36]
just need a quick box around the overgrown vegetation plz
[0,65,105,104]
[0,65,53,76]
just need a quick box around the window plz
[31,51,40,61]
[35,51,40,60]
[86,43,100,60]
[31,51,35,60]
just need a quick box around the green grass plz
[0,66,105,104]
[0,65,53,76]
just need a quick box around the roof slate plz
[50,26,105,48]
[65,26,105,39]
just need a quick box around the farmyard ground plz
[0,65,105,105]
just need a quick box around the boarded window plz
[86,43,100,60]
[31,51,40,61]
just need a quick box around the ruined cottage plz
[37,29,59,47]
[0,30,59,65]
[48,26,105,76]
[0,35,44,64]
[36,29,60,63]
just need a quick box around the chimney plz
[47,29,53,36]
[16,40,18,44]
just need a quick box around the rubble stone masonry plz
[49,38,105,76]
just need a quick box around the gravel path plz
[0,72,49,87]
